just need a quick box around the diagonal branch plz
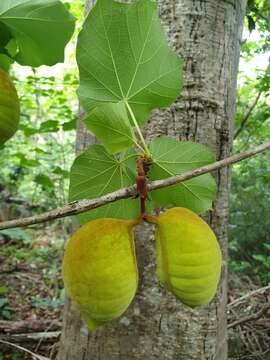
[234,57,270,140]
[0,339,49,360]
[228,302,270,329]
[0,141,269,230]
[234,90,262,139]
[228,284,270,308]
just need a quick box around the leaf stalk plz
[124,101,151,157]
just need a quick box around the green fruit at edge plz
[62,218,139,331]
[0,69,20,145]
[148,207,222,307]
[0,68,20,145]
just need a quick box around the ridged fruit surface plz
[148,207,221,307]
[0,69,20,145]
[62,218,139,330]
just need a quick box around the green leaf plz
[0,299,8,308]
[0,22,11,53]
[85,102,136,154]
[35,174,54,190]
[149,137,217,214]
[0,0,75,67]
[39,120,59,133]
[0,287,8,295]
[77,0,182,123]
[5,39,18,57]
[69,144,139,223]
[19,123,39,137]
[1,309,12,320]
[0,53,13,71]
[0,23,14,70]
[0,228,32,244]
[52,166,69,178]
[17,154,40,167]
[62,119,76,131]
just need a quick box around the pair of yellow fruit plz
[62,207,222,331]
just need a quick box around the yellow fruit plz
[0,69,20,145]
[147,207,221,307]
[62,218,139,330]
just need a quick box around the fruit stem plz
[124,101,151,157]
[136,157,153,220]
[144,215,158,224]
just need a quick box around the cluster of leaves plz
[234,63,270,140]
[0,70,77,209]
[245,0,270,33]
[243,0,269,66]
[229,152,270,283]
[0,0,75,70]
[0,1,84,208]
[0,226,65,285]
[69,0,217,223]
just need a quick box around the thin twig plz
[0,141,270,230]
[228,284,270,308]
[0,320,61,333]
[234,90,262,139]
[228,302,270,329]
[234,57,270,140]
[0,339,49,360]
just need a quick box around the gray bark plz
[58,0,246,359]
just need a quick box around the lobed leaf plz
[69,144,140,223]
[149,137,217,214]
[77,0,182,124]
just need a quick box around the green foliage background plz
[0,1,84,209]
[229,0,270,285]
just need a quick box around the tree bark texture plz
[58,1,246,359]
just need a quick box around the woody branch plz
[0,141,269,230]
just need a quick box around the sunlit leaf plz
[39,120,59,133]
[77,0,182,123]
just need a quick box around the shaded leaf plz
[0,53,13,71]
[0,299,8,308]
[62,119,76,131]
[0,0,75,67]
[35,174,54,190]
[0,22,12,59]
[0,228,31,245]
[149,137,217,214]
[69,144,140,223]
[5,39,18,57]
[85,102,136,153]
[53,166,69,178]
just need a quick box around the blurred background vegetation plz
[229,0,270,287]
[0,0,269,359]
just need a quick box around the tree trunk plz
[58,0,246,359]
